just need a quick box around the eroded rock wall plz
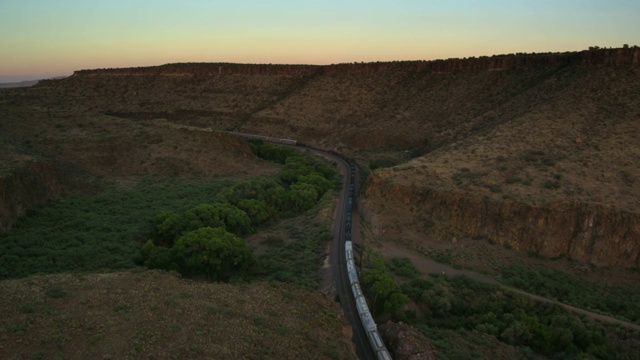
[0,162,68,232]
[364,175,640,268]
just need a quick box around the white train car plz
[344,240,392,359]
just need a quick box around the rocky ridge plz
[73,46,640,77]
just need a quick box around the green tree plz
[422,282,454,317]
[183,203,253,235]
[237,199,270,225]
[153,211,184,245]
[500,321,532,346]
[297,173,332,194]
[173,227,254,281]
[265,185,289,212]
[383,291,410,314]
[280,156,313,184]
[361,267,408,315]
[141,240,177,271]
[182,204,226,231]
[251,141,296,163]
[287,182,319,212]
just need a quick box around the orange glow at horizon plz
[1,1,638,82]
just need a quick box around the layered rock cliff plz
[363,175,640,268]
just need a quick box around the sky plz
[1,0,638,82]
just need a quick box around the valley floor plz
[372,239,640,331]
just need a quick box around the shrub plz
[505,175,521,184]
[173,227,254,281]
[488,184,502,193]
[542,180,560,189]
[387,257,419,279]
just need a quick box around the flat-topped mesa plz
[73,63,323,77]
[324,46,640,75]
[73,46,639,77]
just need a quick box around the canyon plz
[1,46,639,268]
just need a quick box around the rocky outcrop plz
[0,161,69,233]
[73,63,322,77]
[379,321,436,360]
[72,46,639,78]
[364,176,640,268]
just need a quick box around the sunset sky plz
[1,0,638,82]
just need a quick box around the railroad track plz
[227,132,391,359]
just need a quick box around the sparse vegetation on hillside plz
[0,270,356,360]
[253,196,334,288]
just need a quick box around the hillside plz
[3,46,635,268]
[0,270,355,359]
[0,85,276,232]
[0,80,39,89]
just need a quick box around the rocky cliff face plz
[364,174,640,268]
[0,161,69,233]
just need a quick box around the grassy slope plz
[0,270,355,360]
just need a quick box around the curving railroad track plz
[227,132,391,359]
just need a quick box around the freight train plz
[227,132,392,359]
[226,131,299,146]
[343,163,392,360]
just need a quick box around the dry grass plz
[0,270,355,360]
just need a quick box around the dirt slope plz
[0,84,275,232]
[0,270,356,359]
[360,62,640,268]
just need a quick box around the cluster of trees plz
[139,141,337,281]
[399,275,636,358]
[140,206,254,281]
[501,265,640,324]
[0,177,233,278]
[361,255,639,359]
[360,252,410,316]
